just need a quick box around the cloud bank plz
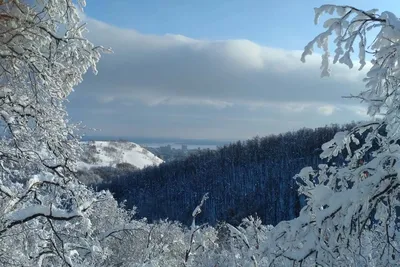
[68,17,370,140]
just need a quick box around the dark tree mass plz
[96,123,357,226]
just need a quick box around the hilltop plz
[77,141,164,170]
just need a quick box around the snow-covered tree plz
[260,5,400,266]
[0,0,105,176]
[0,0,109,265]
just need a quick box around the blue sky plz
[67,0,399,141]
[84,0,397,49]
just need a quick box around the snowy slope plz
[77,141,163,170]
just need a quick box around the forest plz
[95,123,357,226]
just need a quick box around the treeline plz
[95,123,358,226]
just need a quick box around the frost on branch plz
[265,4,400,266]
[302,5,381,76]
[0,1,108,266]
[0,0,108,178]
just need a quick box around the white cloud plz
[343,105,369,117]
[146,97,234,109]
[80,17,369,109]
[68,16,373,139]
[97,95,115,104]
[317,105,337,116]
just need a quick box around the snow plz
[77,141,164,170]
[27,172,57,189]
[6,204,81,223]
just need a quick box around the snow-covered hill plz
[77,141,163,170]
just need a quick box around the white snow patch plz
[77,141,163,170]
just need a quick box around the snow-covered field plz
[77,141,163,170]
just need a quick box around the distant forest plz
[94,122,360,226]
